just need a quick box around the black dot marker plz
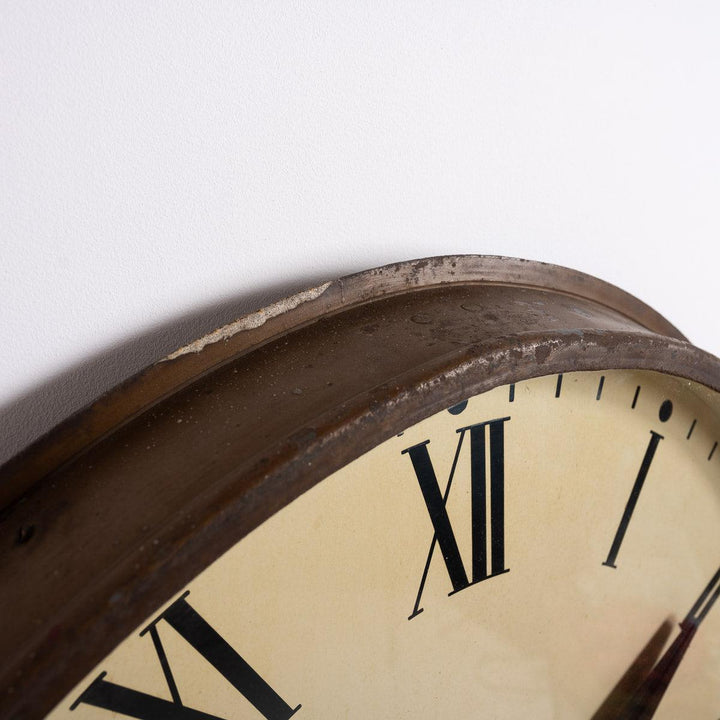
[658,400,673,423]
[448,400,468,415]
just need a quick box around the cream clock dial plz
[43,370,720,719]
[0,257,718,719]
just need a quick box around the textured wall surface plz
[2,2,719,465]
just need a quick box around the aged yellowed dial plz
[47,369,720,719]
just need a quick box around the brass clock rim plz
[1,256,718,720]
[0,254,687,503]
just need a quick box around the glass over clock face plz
[46,368,720,719]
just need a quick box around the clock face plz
[47,368,720,719]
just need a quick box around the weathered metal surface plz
[0,256,717,719]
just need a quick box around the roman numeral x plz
[71,592,300,720]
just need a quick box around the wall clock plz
[1,255,719,719]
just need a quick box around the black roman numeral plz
[71,591,301,720]
[403,417,511,619]
[603,430,663,569]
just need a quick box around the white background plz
[2,2,719,465]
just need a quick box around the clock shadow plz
[0,270,344,469]
[590,617,674,720]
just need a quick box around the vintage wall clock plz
[1,255,719,719]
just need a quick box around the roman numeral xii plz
[403,417,511,619]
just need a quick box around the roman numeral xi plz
[403,417,511,620]
[71,591,301,720]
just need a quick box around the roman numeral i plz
[403,416,511,620]
[71,592,301,720]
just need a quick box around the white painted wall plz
[2,2,719,465]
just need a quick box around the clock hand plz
[590,618,674,720]
[615,563,720,720]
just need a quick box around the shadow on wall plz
[0,270,346,469]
